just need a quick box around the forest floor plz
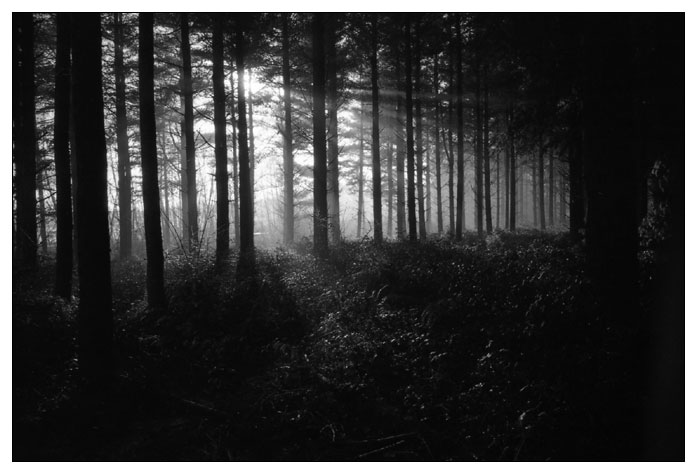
[13,231,658,461]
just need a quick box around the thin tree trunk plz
[370,14,382,244]
[508,103,516,231]
[228,70,240,246]
[179,108,189,249]
[496,149,500,229]
[14,13,37,269]
[326,14,341,245]
[139,12,166,309]
[114,12,132,260]
[483,67,492,234]
[455,19,465,240]
[404,15,417,241]
[247,69,255,220]
[37,165,48,254]
[181,13,198,250]
[538,137,546,230]
[54,12,72,298]
[569,134,584,239]
[387,142,394,238]
[414,23,426,240]
[474,60,483,237]
[394,49,406,240]
[312,13,329,257]
[71,12,113,382]
[357,101,365,238]
[548,148,554,226]
[532,158,538,228]
[212,16,229,264]
[433,54,443,235]
[236,22,254,257]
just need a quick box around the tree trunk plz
[37,165,48,254]
[394,49,406,240]
[414,23,426,240]
[387,142,394,238]
[71,12,113,382]
[508,103,516,231]
[357,101,365,238]
[548,148,554,226]
[114,12,132,260]
[404,15,417,242]
[474,60,483,237]
[483,67,493,234]
[433,54,443,235]
[532,158,538,228]
[447,45,455,235]
[312,13,328,257]
[181,13,198,250]
[212,16,229,264]
[326,14,341,245]
[569,133,584,239]
[54,12,72,298]
[247,69,255,220]
[370,14,382,244]
[538,138,546,230]
[228,70,240,246]
[236,22,254,257]
[138,13,166,309]
[455,20,465,241]
[496,149,500,229]
[13,12,37,270]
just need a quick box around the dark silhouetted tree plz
[212,16,229,264]
[114,12,132,260]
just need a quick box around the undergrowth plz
[13,232,653,461]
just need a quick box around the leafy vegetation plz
[13,233,655,461]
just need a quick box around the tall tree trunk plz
[548,148,555,226]
[370,14,382,244]
[138,13,166,309]
[212,16,229,264]
[414,22,426,240]
[71,12,113,382]
[312,13,328,257]
[569,133,584,239]
[54,12,72,298]
[559,163,566,226]
[508,103,516,231]
[404,15,417,241]
[326,14,341,245]
[114,12,132,260]
[455,20,465,240]
[236,21,254,257]
[474,60,483,237]
[447,45,455,235]
[532,158,538,228]
[387,142,394,238]
[433,54,443,235]
[504,129,510,229]
[483,67,493,234]
[538,137,546,230]
[179,108,189,249]
[181,13,198,250]
[14,13,37,270]
[247,69,256,221]
[160,137,171,249]
[496,149,500,229]
[394,49,406,240]
[37,165,48,254]
[228,70,240,246]
[357,102,365,238]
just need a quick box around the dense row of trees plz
[12,12,682,403]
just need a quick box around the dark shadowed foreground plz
[13,233,677,461]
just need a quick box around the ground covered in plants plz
[13,232,658,461]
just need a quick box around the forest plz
[12,12,684,461]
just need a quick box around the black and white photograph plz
[11,7,686,462]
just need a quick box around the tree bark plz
[181,13,198,250]
[387,142,394,238]
[394,48,406,240]
[54,12,73,298]
[508,102,516,231]
[538,136,546,230]
[414,21,426,240]
[71,12,113,382]
[357,101,365,238]
[548,148,555,226]
[433,54,443,235]
[14,13,37,270]
[370,14,383,244]
[474,59,483,237]
[483,67,493,234]
[212,16,229,264]
[404,15,417,242]
[455,19,465,240]
[326,14,341,245]
[114,12,132,260]
[312,13,329,257]
[236,21,254,257]
[138,13,166,309]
